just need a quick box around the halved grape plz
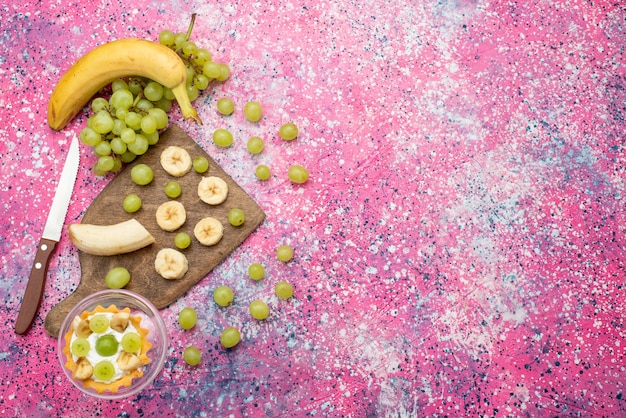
[71,337,90,357]
[220,327,241,348]
[121,332,142,354]
[95,335,118,357]
[249,300,270,320]
[93,360,116,381]
[213,286,234,307]
[183,346,201,366]
[89,314,110,333]
[178,307,197,330]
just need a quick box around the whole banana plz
[48,38,202,130]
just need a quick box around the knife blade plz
[15,135,80,334]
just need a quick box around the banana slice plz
[155,201,186,231]
[160,146,192,177]
[73,358,93,380]
[154,248,189,280]
[117,351,142,371]
[198,176,228,205]
[71,316,92,338]
[194,217,224,246]
[110,311,130,333]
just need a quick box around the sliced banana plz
[155,248,189,280]
[110,311,130,333]
[73,358,93,380]
[117,351,142,371]
[194,217,224,246]
[155,201,186,232]
[160,146,192,177]
[72,315,92,338]
[198,176,228,205]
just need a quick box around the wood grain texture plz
[44,124,265,338]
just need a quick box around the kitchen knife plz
[15,135,80,334]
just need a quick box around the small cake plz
[62,304,152,394]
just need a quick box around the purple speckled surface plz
[1,0,625,416]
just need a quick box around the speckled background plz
[1,0,625,417]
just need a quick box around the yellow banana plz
[48,38,202,130]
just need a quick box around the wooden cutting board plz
[44,124,265,338]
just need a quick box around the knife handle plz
[15,238,57,334]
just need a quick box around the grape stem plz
[185,13,197,41]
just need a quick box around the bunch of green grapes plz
[80,16,230,176]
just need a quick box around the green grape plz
[213,129,233,147]
[89,314,110,333]
[92,162,107,177]
[144,81,164,102]
[144,130,160,146]
[92,97,109,113]
[86,115,94,129]
[148,108,168,129]
[112,118,126,136]
[279,123,298,140]
[174,232,191,249]
[92,110,115,134]
[95,335,119,357]
[121,332,142,354]
[115,107,129,121]
[97,155,115,172]
[158,29,175,46]
[123,193,142,213]
[203,61,221,79]
[105,266,131,289]
[186,84,199,102]
[193,74,210,90]
[216,63,231,81]
[110,137,127,154]
[155,97,173,112]
[120,151,137,163]
[246,136,264,154]
[120,128,136,144]
[255,164,271,180]
[193,156,209,173]
[128,134,149,155]
[220,327,241,348]
[248,263,265,281]
[288,165,309,184]
[276,245,294,262]
[183,346,201,366]
[173,32,187,49]
[249,300,270,320]
[164,181,182,198]
[140,114,158,134]
[185,65,196,85]
[125,112,142,131]
[178,307,197,330]
[194,48,212,66]
[182,41,198,57]
[79,127,101,146]
[110,89,134,110]
[275,281,294,299]
[111,158,122,172]
[136,98,154,111]
[93,360,116,381]
[131,164,154,185]
[243,101,262,122]
[127,79,143,96]
[71,337,90,357]
[111,79,129,92]
[217,98,234,115]
[213,286,234,307]
[94,140,112,156]
[228,208,245,226]
[163,87,175,101]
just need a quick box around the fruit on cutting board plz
[154,248,189,280]
[47,38,201,130]
[198,176,229,205]
[193,217,224,246]
[68,219,155,256]
[160,146,192,177]
[155,201,187,232]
